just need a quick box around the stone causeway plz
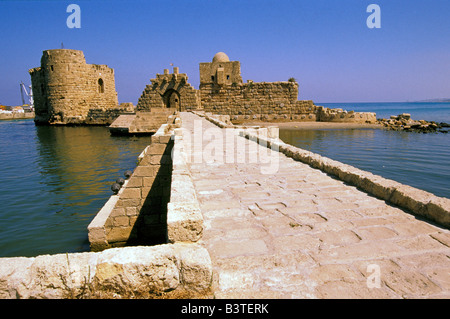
[0,111,449,299]
[181,111,450,298]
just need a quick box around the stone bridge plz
[1,111,449,299]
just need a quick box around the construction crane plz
[20,81,33,109]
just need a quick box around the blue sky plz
[1,0,449,105]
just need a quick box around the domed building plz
[199,51,243,86]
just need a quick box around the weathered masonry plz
[88,113,204,250]
[1,112,449,298]
[135,52,376,124]
[0,113,214,299]
[88,123,175,250]
[29,49,133,125]
[30,49,376,127]
[136,67,200,112]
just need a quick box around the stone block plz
[167,202,203,243]
[125,206,138,216]
[106,226,133,243]
[358,175,401,201]
[116,198,142,208]
[133,165,157,177]
[88,227,108,252]
[143,176,157,187]
[175,243,213,291]
[390,185,433,216]
[0,244,211,298]
[113,216,130,227]
[149,154,172,165]
[120,187,141,199]
[110,207,125,217]
[170,175,197,203]
[149,143,168,155]
[425,197,450,228]
[159,135,172,144]
[125,176,142,188]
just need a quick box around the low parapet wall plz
[88,123,174,250]
[88,114,205,249]
[197,106,377,125]
[194,111,280,139]
[0,243,212,299]
[0,115,213,299]
[239,129,450,228]
[166,127,204,243]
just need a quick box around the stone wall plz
[0,115,214,299]
[85,105,135,125]
[88,124,174,251]
[0,243,212,299]
[29,49,120,125]
[167,127,204,243]
[200,81,299,116]
[88,113,206,250]
[136,67,200,112]
[28,49,377,125]
[199,81,376,124]
[317,106,377,123]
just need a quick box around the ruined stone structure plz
[30,49,376,128]
[135,52,376,124]
[136,67,199,112]
[29,49,132,125]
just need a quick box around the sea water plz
[280,102,450,199]
[0,120,151,257]
[0,103,449,257]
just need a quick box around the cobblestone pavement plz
[180,112,450,299]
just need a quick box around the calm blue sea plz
[0,102,449,258]
[280,102,450,200]
[0,120,151,257]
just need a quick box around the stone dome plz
[212,52,230,63]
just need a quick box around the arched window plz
[98,78,104,93]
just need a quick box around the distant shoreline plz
[0,112,34,121]
[414,99,450,103]
[241,121,384,130]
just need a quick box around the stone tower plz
[29,49,119,125]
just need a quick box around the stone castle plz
[30,49,376,126]
[29,49,133,125]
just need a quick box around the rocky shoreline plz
[378,113,449,133]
